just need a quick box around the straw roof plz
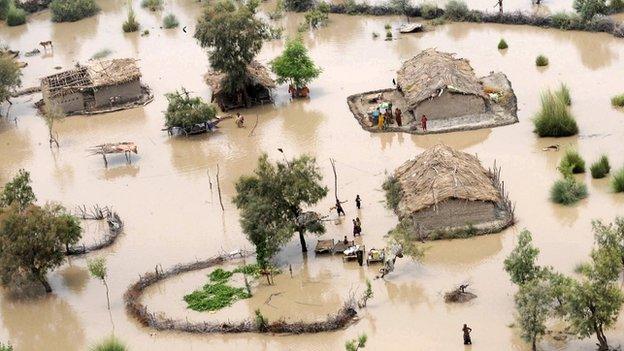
[393,144,500,214]
[41,59,141,98]
[396,49,487,111]
[204,61,275,96]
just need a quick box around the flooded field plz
[1,0,624,350]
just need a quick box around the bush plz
[559,148,585,175]
[0,343,12,351]
[382,176,402,211]
[611,94,624,107]
[50,0,99,22]
[141,0,162,11]
[555,83,571,106]
[90,336,126,351]
[6,5,26,26]
[420,1,441,19]
[284,0,314,12]
[385,29,393,39]
[590,155,610,179]
[535,54,549,66]
[164,90,216,130]
[610,0,624,12]
[91,48,112,60]
[573,0,607,20]
[532,91,578,137]
[122,7,138,32]
[497,38,508,49]
[305,8,328,28]
[0,0,10,20]
[162,13,178,28]
[444,0,469,20]
[550,177,588,205]
[612,168,624,192]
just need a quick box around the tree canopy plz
[164,89,217,130]
[0,54,22,107]
[573,0,607,20]
[503,230,542,285]
[194,0,267,95]
[0,169,35,210]
[270,36,322,90]
[514,280,552,351]
[233,154,328,264]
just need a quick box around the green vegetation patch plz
[163,13,179,29]
[183,267,256,312]
[90,336,126,351]
[497,38,508,50]
[382,176,402,211]
[6,5,26,26]
[558,148,585,175]
[141,0,162,11]
[532,90,578,137]
[50,0,99,22]
[611,94,624,107]
[550,177,588,205]
[612,168,624,193]
[590,155,610,179]
[535,54,549,67]
[555,83,571,106]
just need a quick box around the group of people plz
[334,195,364,238]
[371,102,403,130]
[352,217,362,237]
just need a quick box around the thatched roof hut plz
[397,49,487,111]
[204,61,275,111]
[88,58,141,88]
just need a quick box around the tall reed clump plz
[122,6,139,32]
[611,94,624,107]
[612,168,624,193]
[550,177,588,205]
[535,54,549,67]
[590,155,610,179]
[162,13,178,28]
[443,0,469,21]
[555,83,571,106]
[90,336,127,351]
[141,0,162,11]
[497,38,508,49]
[6,3,26,26]
[558,148,585,175]
[50,0,100,22]
[532,90,578,137]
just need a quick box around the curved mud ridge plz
[66,209,124,256]
[123,252,358,334]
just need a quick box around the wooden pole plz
[330,158,338,201]
[216,164,224,211]
[248,114,259,137]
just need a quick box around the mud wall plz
[411,199,496,229]
[413,91,485,120]
[94,80,142,108]
[50,92,84,114]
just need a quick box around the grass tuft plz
[550,177,588,205]
[162,13,179,28]
[535,54,549,67]
[91,48,112,60]
[141,0,162,11]
[558,148,585,176]
[122,6,139,32]
[90,336,127,351]
[611,168,624,193]
[590,155,610,179]
[532,90,578,137]
[555,83,571,106]
[611,94,624,107]
[497,38,508,49]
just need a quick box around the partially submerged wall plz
[94,80,142,108]
[414,91,485,120]
[411,199,497,230]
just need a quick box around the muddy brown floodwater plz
[1,0,624,350]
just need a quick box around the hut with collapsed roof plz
[205,61,275,111]
[41,58,150,115]
[385,144,513,240]
[347,48,518,134]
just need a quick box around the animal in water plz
[39,41,53,52]
[542,144,560,151]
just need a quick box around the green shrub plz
[0,343,12,351]
[141,0,162,11]
[611,94,624,107]
[590,155,610,179]
[444,0,469,20]
[610,0,624,12]
[162,13,178,28]
[497,38,508,49]
[612,168,624,192]
[550,177,588,205]
[385,29,393,39]
[122,6,138,32]
[50,0,99,22]
[184,280,251,312]
[420,2,440,19]
[209,268,233,283]
[6,5,26,26]
[535,54,549,66]
[91,48,112,60]
[384,23,391,30]
[382,176,401,211]
[550,12,575,29]
[555,83,571,106]
[573,0,607,20]
[559,148,585,175]
[305,8,328,28]
[532,91,578,137]
[90,336,126,351]
[164,89,216,130]
[0,0,10,20]
[284,0,314,12]
[254,309,268,331]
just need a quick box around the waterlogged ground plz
[1,0,624,350]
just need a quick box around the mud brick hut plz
[386,144,513,240]
[205,60,275,111]
[41,59,144,114]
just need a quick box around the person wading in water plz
[462,324,472,345]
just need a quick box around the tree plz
[0,54,22,114]
[194,0,267,98]
[390,0,411,21]
[0,169,36,210]
[0,203,81,292]
[504,230,543,285]
[233,154,328,257]
[345,333,367,351]
[284,0,314,12]
[573,0,607,20]
[270,36,321,92]
[592,218,624,269]
[514,280,552,351]
[42,96,65,148]
[164,89,216,130]
[88,257,111,310]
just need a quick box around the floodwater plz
[1,1,624,350]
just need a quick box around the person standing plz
[420,114,428,131]
[336,200,346,216]
[395,108,402,127]
[355,195,361,209]
[353,219,360,237]
[462,324,472,345]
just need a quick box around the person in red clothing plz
[420,114,428,131]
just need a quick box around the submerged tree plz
[42,96,65,148]
[233,154,328,259]
[164,89,216,130]
[88,257,111,310]
[270,36,321,96]
[194,0,267,98]
[0,169,36,210]
[514,280,552,351]
[504,230,543,285]
[390,0,411,21]
[0,54,22,115]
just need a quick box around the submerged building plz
[388,144,513,239]
[205,60,275,111]
[41,59,146,114]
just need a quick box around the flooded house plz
[205,60,275,111]
[347,48,518,134]
[41,58,150,115]
[387,144,514,239]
